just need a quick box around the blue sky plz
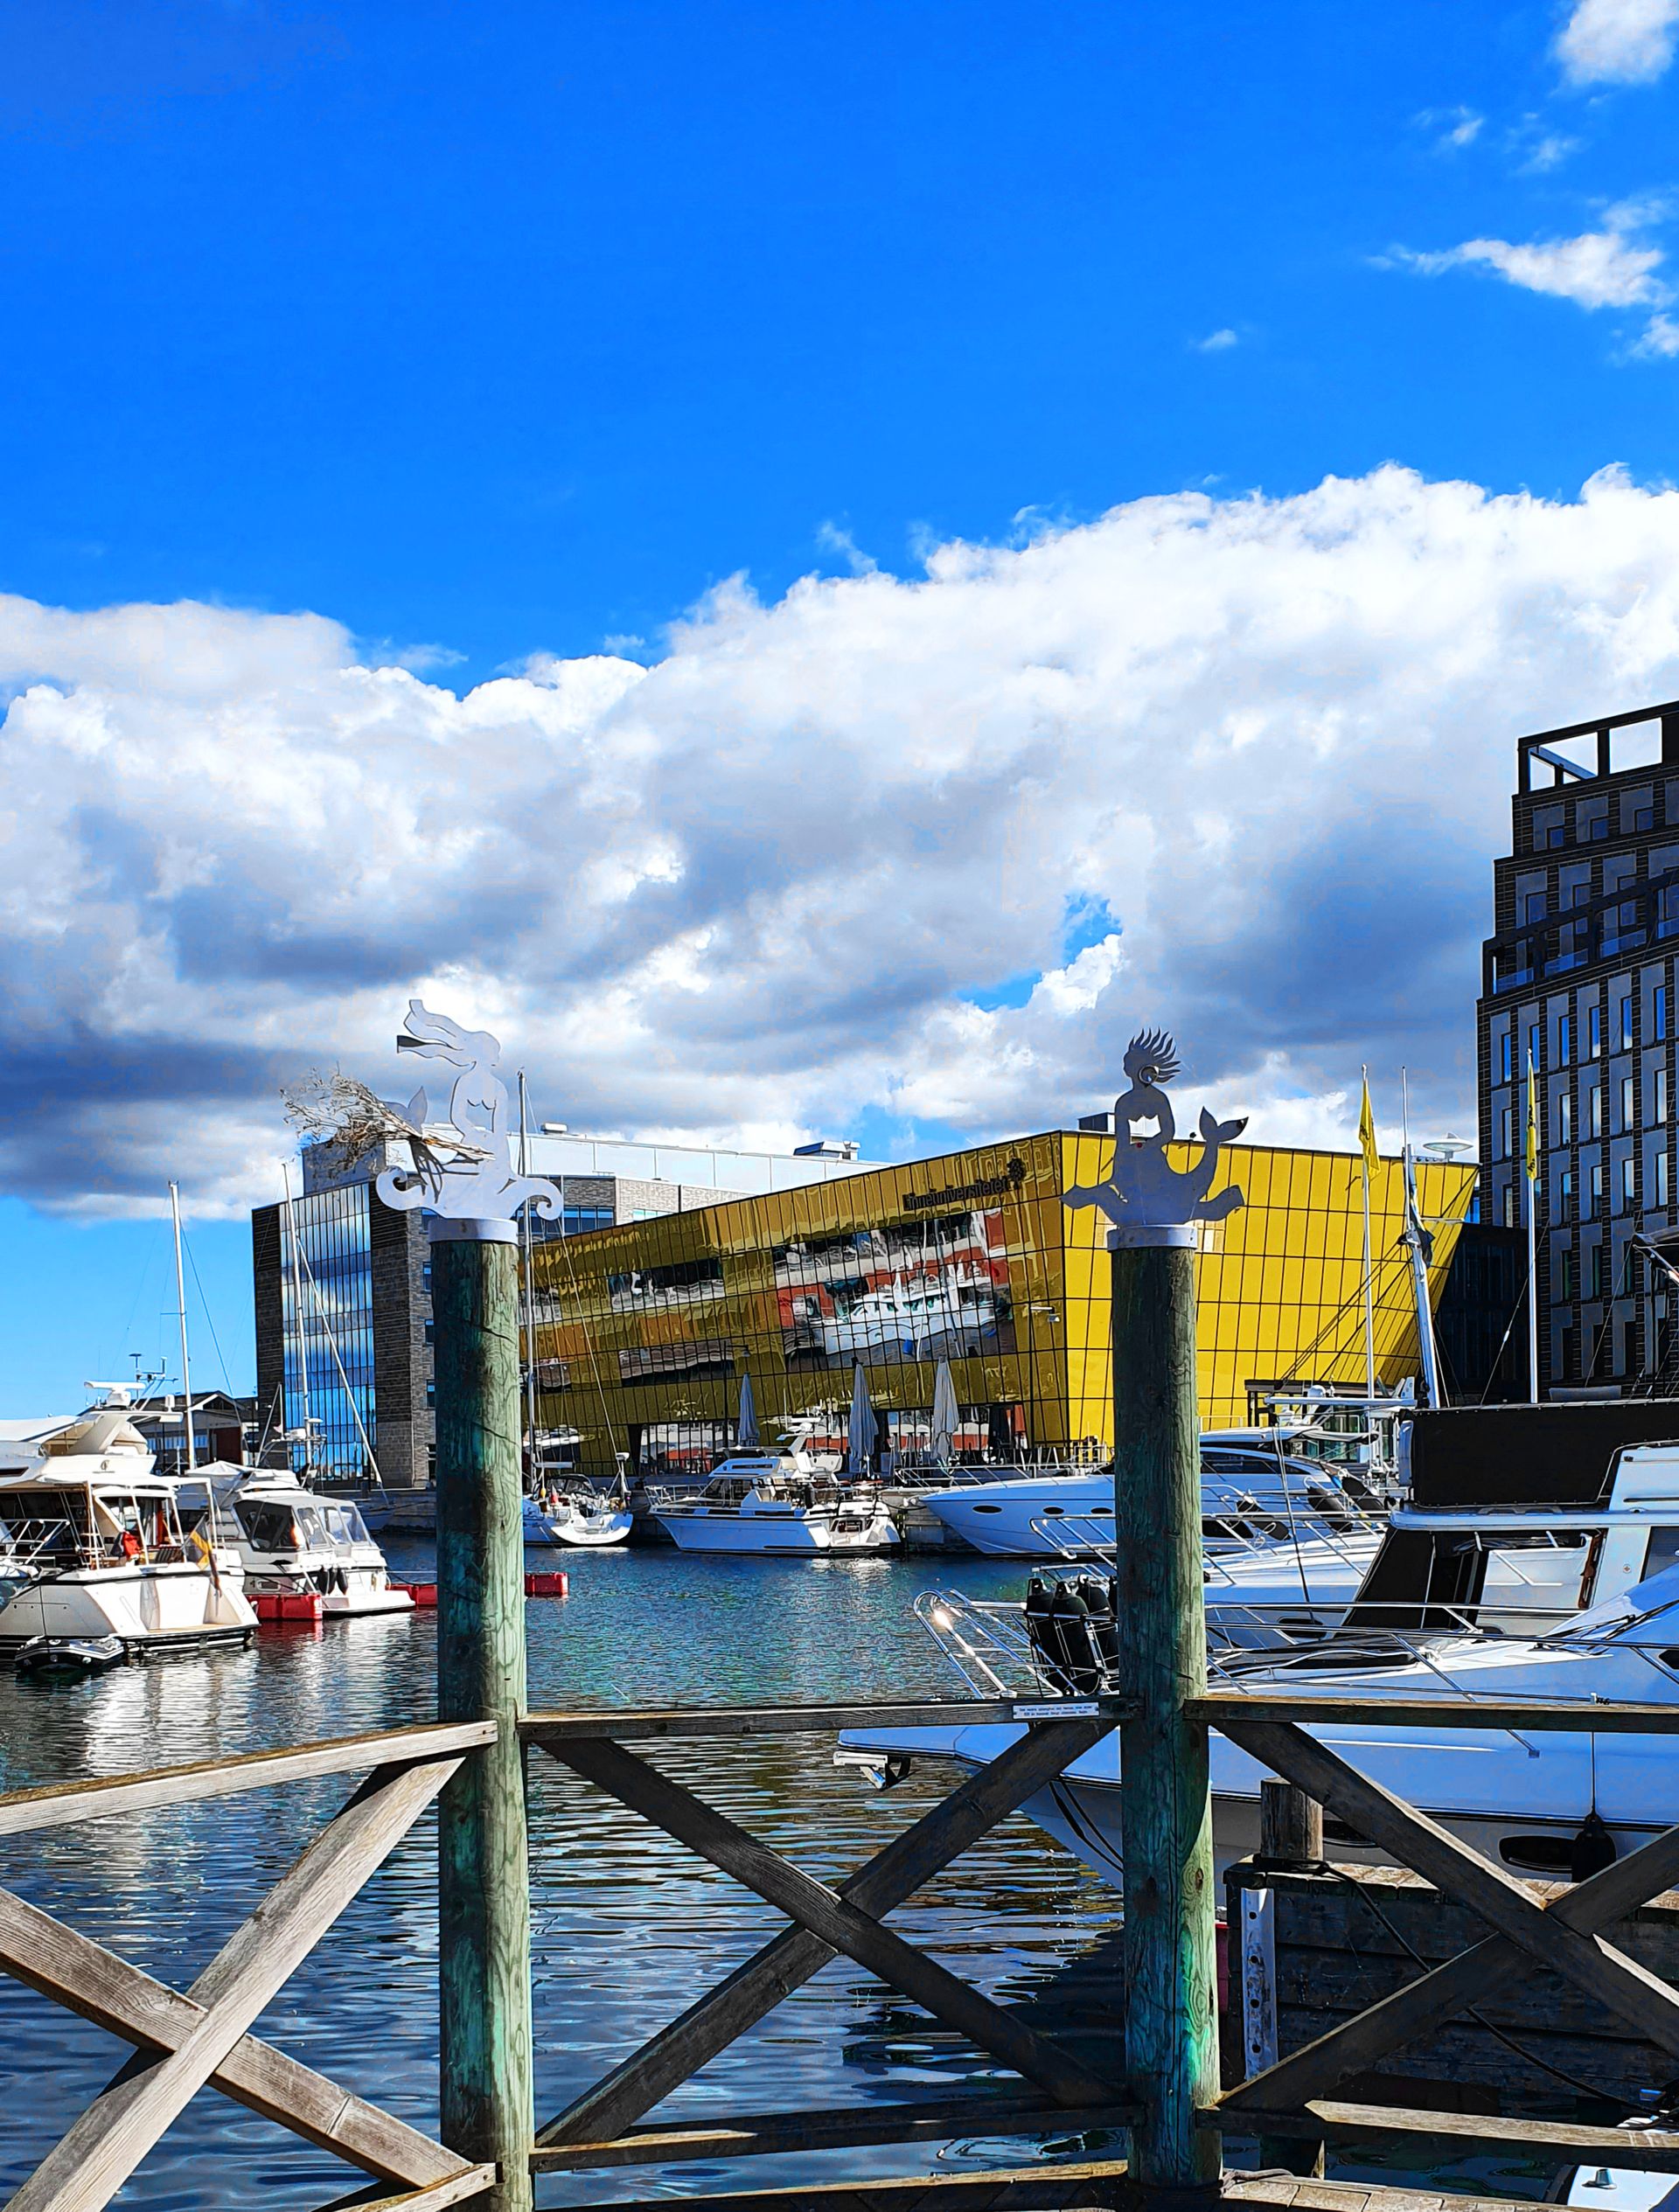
[9,0,1679,1412]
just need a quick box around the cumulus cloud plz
[1557,0,1679,85]
[10,465,1679,1217]
[1194,328,1239,352]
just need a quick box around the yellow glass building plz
[531,1131,1479,1481]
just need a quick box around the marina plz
[9,1024,1679,2212]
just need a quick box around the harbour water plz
[0,1544,1578,2206]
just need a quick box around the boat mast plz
[168,1180,197,1474]
[518,1069,538,1459]
[281,1160,314,1468]
[1399,1068,1443,1409]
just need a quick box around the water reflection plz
[0,1546,1135,2206]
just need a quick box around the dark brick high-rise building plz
[1478,700,1679,1398]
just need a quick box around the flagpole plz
[1526,1048,1540,1405]
[1361,1067,1376,1407]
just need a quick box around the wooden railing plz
[8,1687,1679,2209]
[0,1720,498,2212]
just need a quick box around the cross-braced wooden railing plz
[520,1694,1141,2179]
[0,1720,499,2212]
[1199,1687,1679,2184]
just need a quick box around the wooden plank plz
[317,2167,497,2211]
[522,1697,1129,1742]
[1111,1235,1221,2193]
[1209,2097,1679,2172]
[536,1714,1113,2147]
[550,1737,1114,2110]
[531,2094,1142,2170]
[1193,1691,1679,1736]
[1220,1720,1679,2065]
[0,1883,470,2188]
[5,1755,458,2212]
[0,1720,494,1839]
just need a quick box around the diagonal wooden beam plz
[0,1882,471,2188]
[1222,1815,1679,2113]
[553,1737,1113,2108]
[4,1755,460,2212]
[537,1718,1115,2142]
[315,2168,497,2211]
[1221,1717,1679,2058]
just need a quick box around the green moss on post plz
[1113,1235,1222,2197]
[433,1228,533,2212]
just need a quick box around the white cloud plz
[13,464,1679,1214]
[1195,328,1239,352]
[1390,199,1679,352]
[1394,219,1666,310]
[1416,106,1484,150]
[1557,0,1679,85]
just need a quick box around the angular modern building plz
[1478,699,1679,1398]
[250,1131,876,1485]
[532,1130,1478,1483]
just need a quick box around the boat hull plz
[658,1507,899,1555]
[523,1502,633,1548]
[0,1562,256,1657]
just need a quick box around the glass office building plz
[533,1130,1478,1481]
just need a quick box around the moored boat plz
[0,1404,256,1659]
[653,1447,898,1555]
[182,1464,415,1617]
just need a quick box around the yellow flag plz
[1525,1052,1538,1183]
[1357,1074,1378,1182]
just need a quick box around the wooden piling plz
[1258,1782,1322,1870]
[1112,1233,1222,2196]
[433,1225,533,2212]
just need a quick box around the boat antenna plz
[280,1160,315,1472]
[168,1179,197,1474]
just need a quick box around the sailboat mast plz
[518,1069,538,1454]
[281,1160,314,1465]
[168,1180,196,1473]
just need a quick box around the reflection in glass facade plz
[279,1182,377,1475]
[533,1133,1480,1480]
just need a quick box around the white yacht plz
[0,1405,256,1658]
[926,1435,1365,1558]
[652,1438,898,1556]
[841,1554,1679,1889]
[184,1464,415,1617]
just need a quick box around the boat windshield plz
[321,1502,370,1545]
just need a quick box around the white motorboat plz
[523,1486,632,1548]
[0,1406,256,1658]
[840,1551,1679,1892]
[182,1464,414,1617]
[653,1446,899,1555]
[926,1436,1366,1558]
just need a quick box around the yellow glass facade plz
[532,1132,1479,1481]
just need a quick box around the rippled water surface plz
[0,1543,1138,2205]
[0,1542,1578,2207]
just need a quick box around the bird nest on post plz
[282,1068,487,1191]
